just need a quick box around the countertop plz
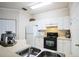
[0,39,65,57]
[57,37,71,40]
[0,46,20,57]
[0,40,30,57]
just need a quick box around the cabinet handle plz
[75,44,79,47]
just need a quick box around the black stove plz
[44,32,58,51]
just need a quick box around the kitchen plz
[0,2,78,57]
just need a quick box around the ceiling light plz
[30,2,52,9]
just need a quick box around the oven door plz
[44,37,57,51]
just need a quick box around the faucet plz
[27,47,33,57]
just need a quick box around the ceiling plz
[0,2,69,15]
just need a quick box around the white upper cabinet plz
[62,17,70,29]
[35,19,50,30]
[35,16,70,30]
[58,16,70,30]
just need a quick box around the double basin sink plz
[16,47,65,57]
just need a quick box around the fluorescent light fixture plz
[30,2,52,9]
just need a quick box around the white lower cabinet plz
[26,33,34,45]
[57,39,71,57]
[57,40,63,52]
[34,37,44,48]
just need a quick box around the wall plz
[0,8,31,40]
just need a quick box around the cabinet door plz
[35,38,43,48]
[57,40,63,52]
[58,16,70,30]
[26,33,34,45]
[63,40,71,56]
[57,39,71,56]
[58,19,63,30]
[62,19,70,30]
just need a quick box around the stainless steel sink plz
[16,47,65,57]
[37,51,65,57]
[16,47,41,57]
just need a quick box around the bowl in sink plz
[16,47,41,57]
[37,51,65,57]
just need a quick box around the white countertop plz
[0,40,30,57]
[0,39,65,57]
[0,46,20,57]
[57,37,71,40]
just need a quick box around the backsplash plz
[58,30,71,38]
[37,26,71,38]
